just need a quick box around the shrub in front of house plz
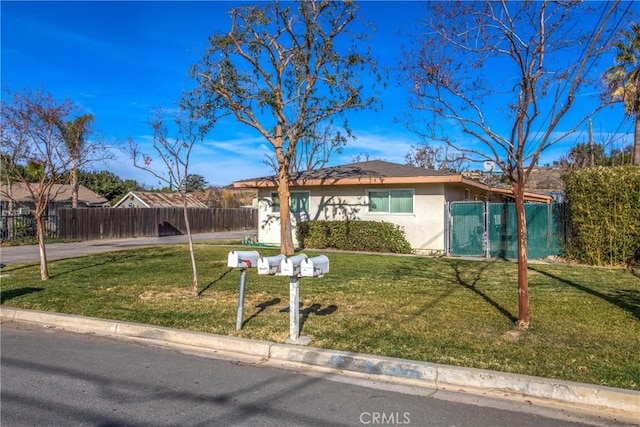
[564,165,640,267]
[297,220,412,254]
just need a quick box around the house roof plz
[526,167,565,194]
[0,183,109,206]
[233,160,553,202]
[235,160,456,187]
[113,191,208,208]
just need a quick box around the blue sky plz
[1,1,636,187]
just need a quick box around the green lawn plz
[1,244,639,391]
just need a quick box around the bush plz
[564,165,640,266]
[297,220,413,254]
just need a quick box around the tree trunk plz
[278,166,295,256]
[182,192,199,297]
[513,182,529,329]
[633,113,640,166]
[71,163,78,208]
[36,213,49,280]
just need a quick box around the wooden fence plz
[57,208,258,240]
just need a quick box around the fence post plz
[444,202,450,256]
[485,201,490,258]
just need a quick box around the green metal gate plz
[449,202,566,259]
[487,202,566,259]
[449,201,485,257]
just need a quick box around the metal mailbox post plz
[227,250,260,331]
[229,250,329,344]
[278,254,309,344]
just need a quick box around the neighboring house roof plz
[0,183,109,207]
[234,160,553,202]
[113,191,208,208]
[526,167,565,194]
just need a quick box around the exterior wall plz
[116,194,147,208]
[257,183,448,252]
[444,183,506,204]
[1,201,71,215]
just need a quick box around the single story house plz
[113,191,208,209]
[233,160,551,253]
[0,183,109,215]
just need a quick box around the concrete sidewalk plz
[1,307,638,425]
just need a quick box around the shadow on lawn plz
[529,266,640,321]
[242,298,281,328]
[199,268,234,296]
[388,258,516,324]
[279,302,338,332]
[1,287,43,304]
[49,250,173,279]
[450,261,518,324]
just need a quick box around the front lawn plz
[1,245,638,390]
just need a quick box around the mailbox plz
[279,254,307,277]
[257,254,286,275]
[300,255,329,277]
[227,250,260,268]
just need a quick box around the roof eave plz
[234,175,466,188]
[233,174,552,202]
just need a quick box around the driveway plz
[0,230,257,265]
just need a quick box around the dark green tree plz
[185,174,208,192]
[563,142,606,168]
[78,170,139,204]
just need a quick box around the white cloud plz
[335,129,421,164]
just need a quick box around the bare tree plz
[129,110,202,297]
[405,142,468,172]
[183,1,382,255]
[402,1,629,328]
[0,89,107,280]
[351,152,371,163]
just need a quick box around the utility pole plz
[588,119,594,167]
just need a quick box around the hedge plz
[296,220,413,254]
[564,165,640,267]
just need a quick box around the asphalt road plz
[0,231,256,265]
[1,322,608,427]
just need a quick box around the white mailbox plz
[227,250,260,268]
[300,255,329,277]
[257,254,286,275]
[279,254,307,277]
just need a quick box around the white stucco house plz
[233,160,551,253]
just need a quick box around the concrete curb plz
[2,307,639,420]
[0,307,272,359]
[268,345,640,416]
